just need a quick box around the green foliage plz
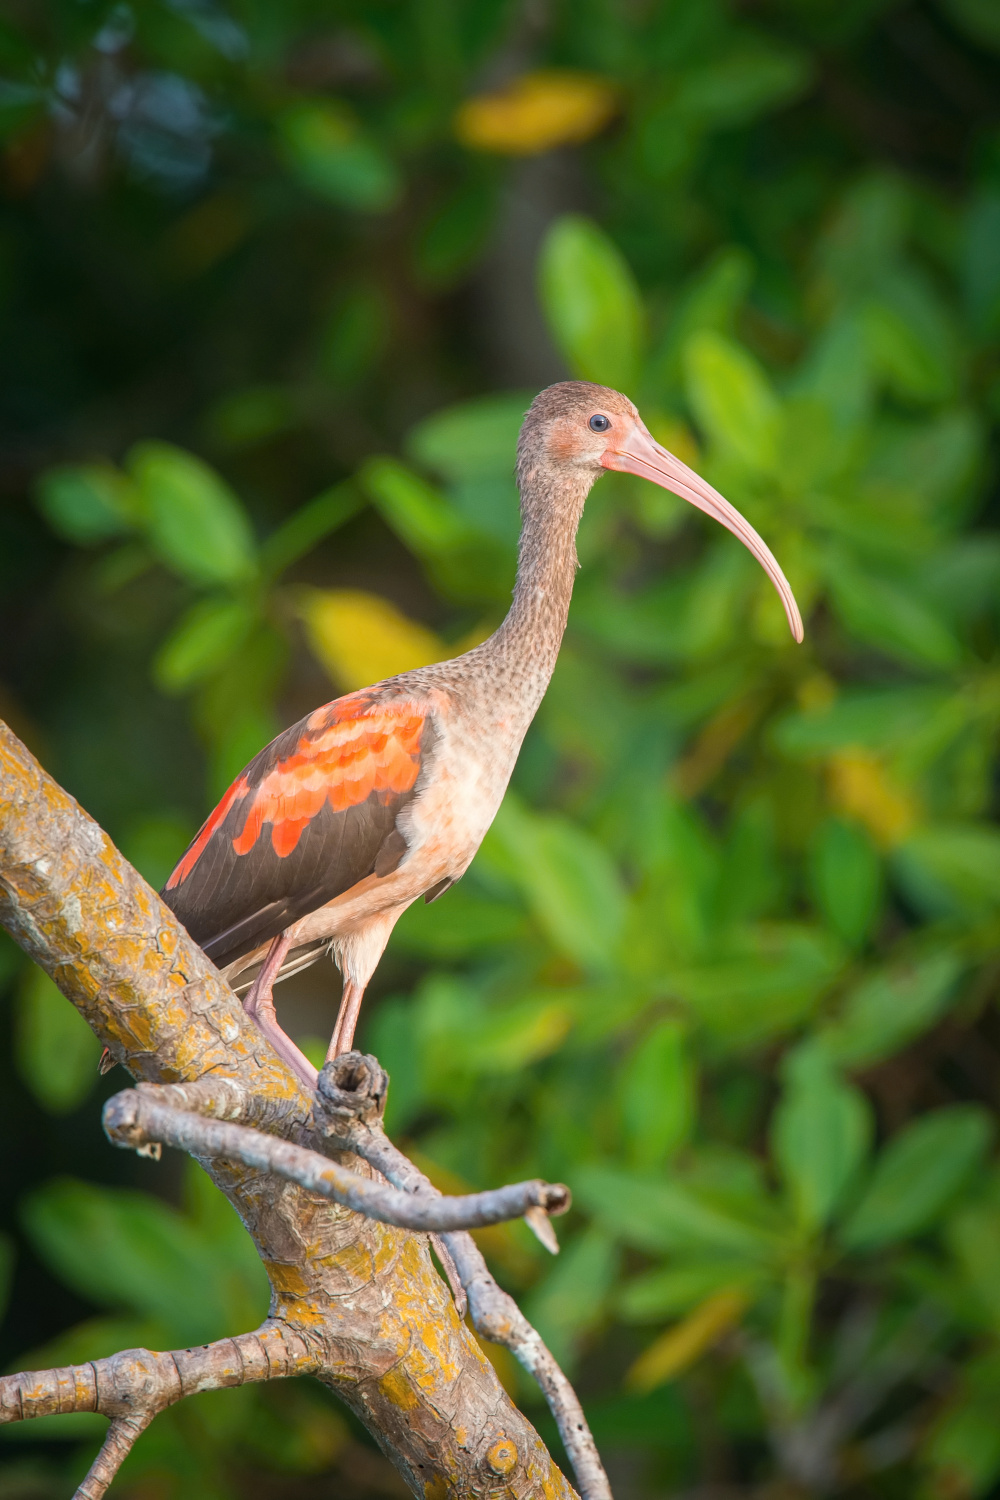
[539,216,643,391]
[21,1170,268,1347]
[809,818,883,950]
[128,443,258,588]
[619,1020,695,1170]
[840,1107,993,1251]
[277,103,399,212]
[2,1,999,1495]
[15,967,101,1115]
[683,330,780,473]
[772,1043,871,1232]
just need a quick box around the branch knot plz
[315,1051,388,1134]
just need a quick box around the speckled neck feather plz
[490,472,590,686]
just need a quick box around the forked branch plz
[0,1325,319,1500]
[0,720,611,1500]
[102,1086,571,1235]
[313,1054,611,1500]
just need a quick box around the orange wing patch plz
[232,705,425,862]
[166,775,250,890]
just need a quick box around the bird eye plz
[589,413,610,432]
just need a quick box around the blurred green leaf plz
[128,441,257,586]
[278,102,399,211]
[864,293,955,404]
[577,1164,778,1259]
[406,394,528,546]
[716,799,783,926]
[523,1227,619,1371]
[962,191,1000,332]
[15,966,100,1115]
[819,952,962,1069]
[619,1019,696,1170]
[683,329,780,472]
[618,1260,766,1322]
[920,1349,1000,1500]
[360,457,473,557]
[939,0,1000,50]
[406,394,527,482]
[206,385,297,450]
[809,817,883,949]
[461,997,574,1074]
[948,1197,1000,1332]
[539,215,643,391]
[319,284,390,385]
[153,597,254,692]
[21,1174,268,1346]
[488,798,626,972]
[667,924,842,1050]
[893,824,1000,918]
[772,1042,872,1232]
[867,407,982,517]
[120,812,193,890]
[391,884,528,959]
[415,179,496,288]
[673,42,811,125]
[259,483,364,579]
[648,247,754,390]
[35,462,141,545]
[774,686,950,757]
[0,1411,109,1444]
[826,555,961,668]
[840,1107,993,1251]
[816,175,909,304]
[794,311,873,430]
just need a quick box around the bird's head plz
[518,380,803,643]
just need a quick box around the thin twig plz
[429,1234,468,1318]
[75,1412,154,1500]
[314,1055,613,1500]
[103,1089,570,1234]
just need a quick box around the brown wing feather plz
[161,690,433,970]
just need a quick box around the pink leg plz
[243,932,318,1091]
[326,979,366,1062]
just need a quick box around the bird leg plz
[242,932,318,1091]
[327,979,366,1062]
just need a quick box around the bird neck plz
[486,470,592,705]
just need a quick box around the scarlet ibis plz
[162,382,802,1089]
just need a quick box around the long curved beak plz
[602,424,804,643]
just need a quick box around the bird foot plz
[242,933,318,1091]
[243,992,318,1092]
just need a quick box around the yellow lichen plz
[378,1365,421,1412]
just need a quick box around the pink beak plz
[602,423,804,643]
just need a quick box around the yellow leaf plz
[626,1288,749,1393]
[455,71,617,156]
[298,588,444,690]
[827,750,917,848]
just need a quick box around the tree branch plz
[314,1054,613,1500]
[102,1086,571,1233]
[0,1324,319,1500]
[0,720,608,1500]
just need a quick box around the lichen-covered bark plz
[0,721,577,1500]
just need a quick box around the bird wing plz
[161,689,435,970]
